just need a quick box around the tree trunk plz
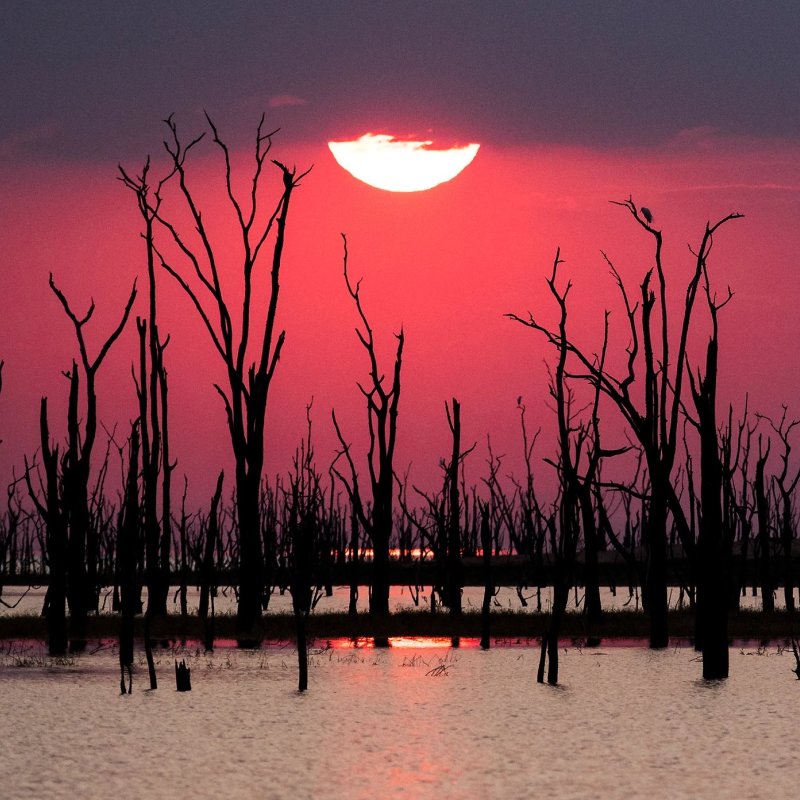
[370,528,391,616]
[143,612,157,690]
[296,611,308,692]
[348,510,359,616]
[538,581,568,685]
[200,472,224,651]
[754,450,774,613]
[692,336,730,679]
[645,492,669,649]
[236,470,264,644]
[579,487,602,634]
[781,499,795,614]
[118,423,139,694]
[446,399,463,616]
[480,507,493,651]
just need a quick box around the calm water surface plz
[0,641,795,799]
[0,582,784,617]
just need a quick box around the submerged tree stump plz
[175,659,191,692]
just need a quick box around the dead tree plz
[332,234,404,617]
[753,435,774,612]
[199,471,225,652]
[597,449,649,609]
[515,251,622,683]
[347,499,361,615]
[401,480,447,613]
[510,408,548,609]
[443,398,475,616]
[720,404,754,611]
[403,401,475,616]
[175,477,191,617]
[509,201,742,649]
[762,408,800,613]
[119,160,175,618]
[27,275,136,652]
[118,422,140,695]
[478,500,494,650]
[1,478,26,597]
[26,399,68,655]
[0,483,34,611]
[685,268,735,678]
[149,114,309,641]
[285,404,325,692]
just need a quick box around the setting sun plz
[328,133,480,192]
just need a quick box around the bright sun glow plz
[328,133,480,192]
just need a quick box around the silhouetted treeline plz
[2,117,800,687]
[3,391,799,638]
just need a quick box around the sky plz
[2,1,800,504]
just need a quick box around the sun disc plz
[328,133,480,192]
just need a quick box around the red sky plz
[2,130,799,504]
[2,3,800,504]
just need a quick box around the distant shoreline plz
[0,608,795,646]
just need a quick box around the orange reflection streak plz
[325,637,376,650]
[322,636,482,649]
[390,636,474,649]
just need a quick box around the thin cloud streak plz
[664,183,800,194]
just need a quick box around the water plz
[0,640,795,799]
[0,582,783,618]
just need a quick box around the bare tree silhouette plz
[118,159,175,620]
[285,403,326,691]
[444,398,474,616]
[117,421,139,694]
[332,234,404,620]
[509,201,742,649]
[685,262,734,678]
[149,114,309,641]
[753,435,774,612]
[26,275,136,653]
[198,471,225,652]
[512,250,624,683]
[762,408,800,613]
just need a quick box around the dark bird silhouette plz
[641,207,653,224]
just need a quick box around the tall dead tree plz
[444,398,471,616]
[118,421,140,694]
[512,251,622,683]
[27,276,136,652]
[478,499,494,650]
[332,234,404,617]
[686,266,734,678]
[119,159,175,618]
[27,398,68,654]
[509,201,742,649]
[150,114,309,640]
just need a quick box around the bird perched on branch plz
[641,207,653,224]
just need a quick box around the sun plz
[328,133,480,192]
